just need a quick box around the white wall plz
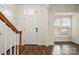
[48,10,55,45]
[0,20,5,54]
[72,13,79,44]
[0,4,19,29]
[49,4,79,12]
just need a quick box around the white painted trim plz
[10,30,12,55]
[4,23,6,55]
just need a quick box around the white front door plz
[25,9,38,44]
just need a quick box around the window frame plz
[53,15,72,38]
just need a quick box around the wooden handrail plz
[0,11,22,55]
[0,11,19,33]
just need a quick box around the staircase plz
[0,11,22,55]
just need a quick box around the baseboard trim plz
[24,44,38,46]
[54,41,72,43]
[24,44,53,47]
[71,41,79,45]
[54,41,79,45]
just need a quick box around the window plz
[53,16,72,37]
[62,17,71,28]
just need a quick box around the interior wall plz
[49,4,79,12]
[0,4,20,32]
[72,13,79,44]
[48,9,55,45]
[0,20,5,54]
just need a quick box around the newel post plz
[19,31,22,54]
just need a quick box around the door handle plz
[36,28,38,32]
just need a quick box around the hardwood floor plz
[20,45,53,55]
[3,42,79,55]
[20,42,79,55]
[53,42,79,55]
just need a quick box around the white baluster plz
[14,33,16,55]
[17,34,19,55]
[4,22,6,55]
[10,30,12,55]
